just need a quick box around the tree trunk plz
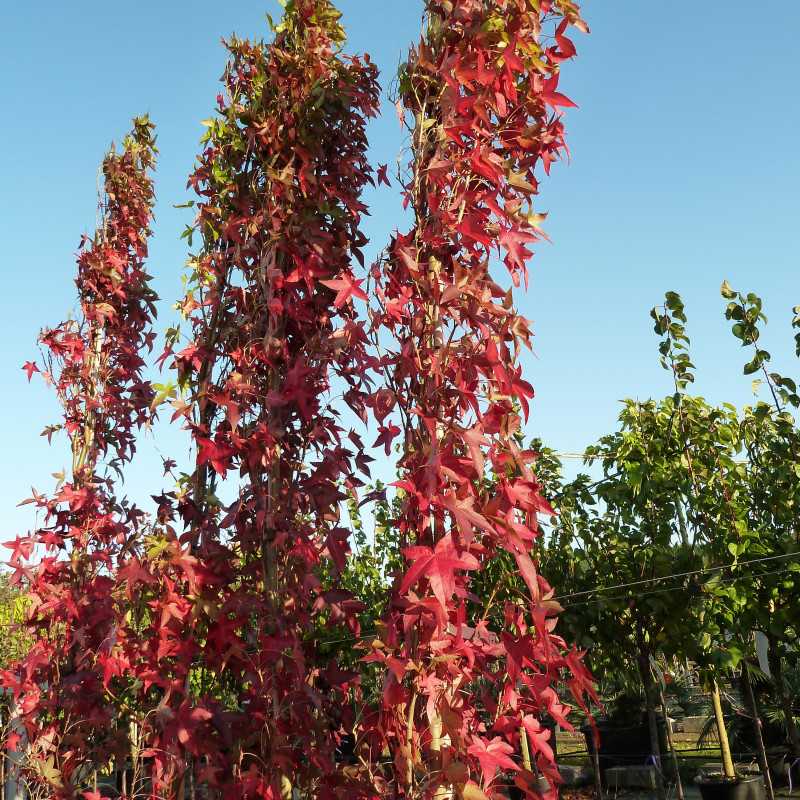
[637,647,667,800]
[767,635,800,758]
[590,729,604,800]
[677,500,690,547]
[711,679,736,780]
[741,663,775,800]
[405,692,418,791]
[658,682,685,800]
[430,712,451,800]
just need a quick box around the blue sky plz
[2,1,799,536]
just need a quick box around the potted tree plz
[725,284,800,775]
[693,672,766,800]
[538,394,709,800]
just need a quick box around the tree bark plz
[658,682,685,800]
[590,730,604,800]
[637,646,667,800]
[741,663,775,800]
[677,500,690,547]
[519,725,532,772]
[430,712,451,800]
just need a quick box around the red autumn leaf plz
[500,227,538,271]
[467,736,519,781]
[321,274,368,308]
[461,426,487,474]
[521,715,555,763]
[457,212,493,245]
[3,536,35,566]
[504,478,546,513]
[555,19,577,59]
[325,528,350,574]
[513,548,540,600]
[540,686,574,730]
[385,656,408,682]
[437,492,494,539]
[5,731,22,752]
[196,437,234,478]
[400,535,479,612]
[541,75,578,108]
[542,90,577,108]
[118,558,157,590]
[376,163,391,186]
[22,360,39,381]
[502,36,525,74]
[372,387,396,422]
[470,146,503,184]
[373,422,400,455]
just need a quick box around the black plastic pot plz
[697,776,766,800]
[768,752,800,788]
[581,715,671,776]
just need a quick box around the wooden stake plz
[711,679,736,780]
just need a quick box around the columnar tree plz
[162,1,381,796]
[2,118,159,796]
[362,2,594,798]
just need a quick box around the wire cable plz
[564,565,795,610]
[557,551,799,601]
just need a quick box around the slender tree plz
[160,2,381,796]
[2,117,159,797]
[361,2,595,798]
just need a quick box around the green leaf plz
[151,381,177,410]
[743,357,761,375]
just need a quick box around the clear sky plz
[2,1,799,537]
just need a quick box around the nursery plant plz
[3,1,593,799]
[355,2,595,797]
[2,117,160,795]
[721,283,800,762]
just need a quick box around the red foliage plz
[2,117,159,796]
[154,2,381,796]
[360,1,596,797]
[5,2,595,798]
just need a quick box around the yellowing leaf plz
[526,211,548,229]
[462,783,490,800]
[508,171,536,193]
